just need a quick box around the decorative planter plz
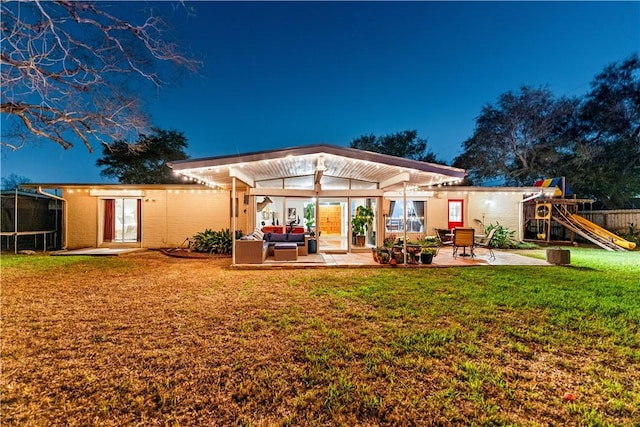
[406,245,421,264]
[308,239,317,254]
[420,253,434,264]
[546,248,570,265]
[391,246,404,264]
[377,251,390,264]
[355,235,366,246]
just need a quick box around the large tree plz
[349,130,444,163]
[1,1,199,152]
[454,86,577,186]
[96,128,189,184]
[563,54,640,208]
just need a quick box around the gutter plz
[36,186,68,250]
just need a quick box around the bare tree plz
[1,0,199,152]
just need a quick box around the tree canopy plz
[1,173,32,191]
[563,54,640,208]
[349,130,445,163]
[454,86,577,186]
[96,128,189,184]
[454,54,640,207]
[1,1,199,152]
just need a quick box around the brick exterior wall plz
[61,187,246,249]
[63,189,98,249]
[426,191,523,235]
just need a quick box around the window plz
[385,200,425,232]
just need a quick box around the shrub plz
[620,222,640,249]
[192,228,243,254]
[485,222,519,249]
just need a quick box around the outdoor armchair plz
[434,228,453,246]
[474,228,497,260]
[452,227,475,258]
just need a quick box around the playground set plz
[523,177,636,251]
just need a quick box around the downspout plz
[518,190,544,241]
[36,186,68,250]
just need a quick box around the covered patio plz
[170,144,468,265]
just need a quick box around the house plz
[24,145,554,261]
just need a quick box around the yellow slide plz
[570,214,636,250]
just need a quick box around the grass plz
[1,248,639,425]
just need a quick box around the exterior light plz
[316,157,327,172]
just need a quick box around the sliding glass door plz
[103,198,141,243]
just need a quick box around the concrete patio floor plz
[233,247,550,269]
[50,248,147,256]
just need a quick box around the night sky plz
[2,1,639,183]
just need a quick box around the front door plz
[448,199,464,229]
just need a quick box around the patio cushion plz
[274,242,298,250]
[287,233,305,243]
[269,233,288,242]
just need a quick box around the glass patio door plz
[104,198,141,243]
[318,198,348,252]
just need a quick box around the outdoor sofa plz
[234,229,309,264]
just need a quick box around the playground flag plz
[533,177,573,198]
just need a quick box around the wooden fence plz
[577,209,640,233]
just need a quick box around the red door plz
[448,199,464,229]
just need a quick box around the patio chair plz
[474,228,497,260]
[434,228,453,246]
[452,227,475,258]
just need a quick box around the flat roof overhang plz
[168,144,466,190]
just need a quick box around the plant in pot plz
[378,249,390,264]
[374,246,390,264]
[383,234,396,248]
[406,240,422,264]
[351,205,374,247]
[308,231,317,254]
[304,204,315,232]
[420,237,439,264]
[420,246,438,264]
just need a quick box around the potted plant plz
[383,234,396,248]
[406,240,422,264]
[374,246,390,264]
[305,231,317,254]
[420,246,438,264]
[304,204,315,232]
[351,205,374,246]
[420,237,439,264]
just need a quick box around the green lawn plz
[1,248,638,425]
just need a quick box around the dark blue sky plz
[2,1,639,183]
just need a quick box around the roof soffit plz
[171,145,466,189]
